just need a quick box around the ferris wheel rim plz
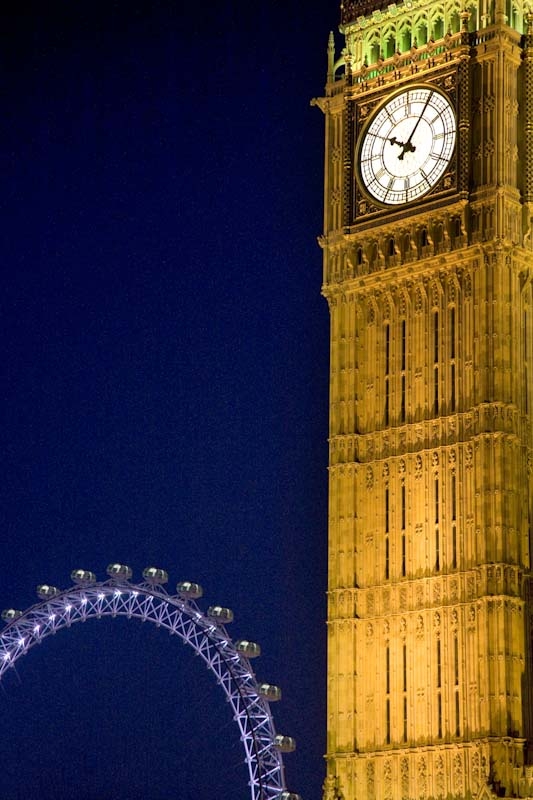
[0,579,289,800]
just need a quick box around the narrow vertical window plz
[436,639,441,688]
[452,474,457,569]
[385,487,390,580]
[438,693,443,738]
[401,319,407,423]
[455,692,460,736]
[401,484,406,577]
[386,645,390,694]
[454,636,459,685]
[403,696,408,743]
[386,698,391,744]
[385,323,390,374]
[385,322,390,425]
[452,525,457,569]
[402,644,407,692]
[452,474,457,520]
[434,312,439,413]
[435,478,440,571]
[525,311,529,414]
[450,307,456,359]
[451,363,456,411]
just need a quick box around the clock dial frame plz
[357,86,457,207]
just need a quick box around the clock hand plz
[398,91,433,160]
[389,136,405,149]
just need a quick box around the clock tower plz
[315,0,533,797]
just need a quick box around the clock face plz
[358,86,456,206]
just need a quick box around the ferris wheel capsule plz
[70,569,97,585]
[37,585,61,600]
[207,605,234,624]
[1,609,22,622]
[176,581,203,599]
[279,792,302,799]
[258,683,282,702]
[106,564,132,580]
[274,735,297,753]
[142,567,168,585]
[235,640,261,658]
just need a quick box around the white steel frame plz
[0,578,289,800]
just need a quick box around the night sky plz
[1,2,336,799]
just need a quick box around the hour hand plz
[389,136,404,149]
[389,136,416,160]
[398,139,416,160]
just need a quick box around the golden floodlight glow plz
[315,2,533,798]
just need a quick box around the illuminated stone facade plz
[315,1,533,797]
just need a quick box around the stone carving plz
[400,757,409,800]
[418,756,427,796]
[453,753,463,794]
[415,286,424,314]
[322,775,344,800]
[464,272,472,299]
[384,759,392,799]
[367,761,375,800]
[435,754,445,795]
[472,750,481,792]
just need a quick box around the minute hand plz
[398,91,433,160]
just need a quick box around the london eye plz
[0,563,301,800]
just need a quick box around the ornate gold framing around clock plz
[344,62,471,228]
[355,84,457,207]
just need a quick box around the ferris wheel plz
[0,563,301,800]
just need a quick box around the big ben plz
[315,0,533,797]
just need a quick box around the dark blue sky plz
[0,2,336,798]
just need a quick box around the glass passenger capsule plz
[206,605,234,624]
[142,567,168,585]
[176,581,203,599]
[37,585,61,600]
[235,640,261,658]
[106,564,133,580]
[1,609,22,622]
[70,569,97,585]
